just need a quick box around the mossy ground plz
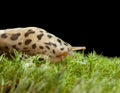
[0,51,120,93]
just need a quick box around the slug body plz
[0,27,86,63]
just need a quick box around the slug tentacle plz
[72,46,86,51]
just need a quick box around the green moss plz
[0,51,120,93]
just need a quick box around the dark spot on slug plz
[1,33,8,38]
[10,33,21,40]
[32,43,36,49]
[22,47,30,52]
[60,48,64,50]
[18,42,22,45]
[52,43,57,47]
[57,39,62,45]
[68,47,71,51]
[25,39,32,45]
[52,49,55,54]
[39,46,44,49]
[12,45,19,50]
[64,42,69,46]
[12,45,16,48]
[44,42,51,45]
[45,46,50,50]
[39,30,44,33]
[47,34,53,38]
[44,42,57,47]
[37,34,44,40]
[24,29,35,37]
[23,47,28,49]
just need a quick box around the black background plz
[0,2,119,57]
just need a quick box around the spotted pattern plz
[45,46,50,50]
[64,42,69,46]
[47,34,52,38]
[18,42,22,45]
[44,42,51,45]
[39,46,44,49]
[10,33,21,40]
[40,30,44,33]
[60,48,64,50]
[1,33,8,38]
[32,43,36,49]
[57,39,62,45]
[52,43,57,47]
[23,47,28,50]
[25,39,32,45]
[44,42,57,47]
[52,49,55,54]
[0,27,83,63]
[37,34,44,40]
[22,47,30,52]
[25,29,35,37]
